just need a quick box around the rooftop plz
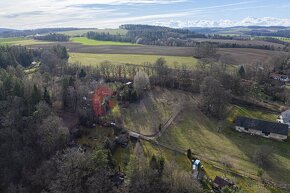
[235,116,289,136]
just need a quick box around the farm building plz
[269,73,289,82]
[277,110,290,128]
[234,116,288,141]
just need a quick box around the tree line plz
[34,33,70,42]
[246,30,290,38]
[87,25,205,47]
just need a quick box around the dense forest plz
[87,25,205,46]
[34,33,70,42]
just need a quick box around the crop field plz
[60,28,127,36]
[0,37,52,46]
[69,52,198,67]
[217,48,283,65]
[29,40,284,66]
[71,37,137,46]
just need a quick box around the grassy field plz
[69,52,198,68]
[61,29,128,36]
[0,37,52,45]
[71,37,136,46]
[121,88,182,135]
[158,103,290,192]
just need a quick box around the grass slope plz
[158,104,290,192]
[69,52,198,68]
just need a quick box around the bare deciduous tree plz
[133,71,150,96]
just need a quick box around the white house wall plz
[234,126,287,141]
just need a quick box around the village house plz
[278,110,290,128]
[269,73,290,82]
[234,116,288,141]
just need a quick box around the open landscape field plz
[217,48,284,65]
[0,37,52,45]
[69,52,198,67]
[28,41,285,66]
[71,37,137,46]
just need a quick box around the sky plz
[0,0,290,29]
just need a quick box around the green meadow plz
[70,37,136,46]
[69,52,198,68]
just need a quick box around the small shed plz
[129,131,140,140]
[213,176,234,190]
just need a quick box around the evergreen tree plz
[13,80,24,97]
[187,149,192,161]
[43,87,51,105]
[79,69,87,78]
[238,65,246,78]
[31,84,41,106]
[150,155,158,171]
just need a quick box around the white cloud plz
[154,17,290,28]
[0,0,289,29]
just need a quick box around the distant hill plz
[0,28,95,38]
[185,26,290,36]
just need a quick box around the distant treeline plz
[254,37,290,46]
[87,31,131,43]
[212,42,288,51]
[0,28,87,38]
[246,30,290,38]
[34,33,70,42]
[87,24,206,46]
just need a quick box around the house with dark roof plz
[235,116,288,141]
